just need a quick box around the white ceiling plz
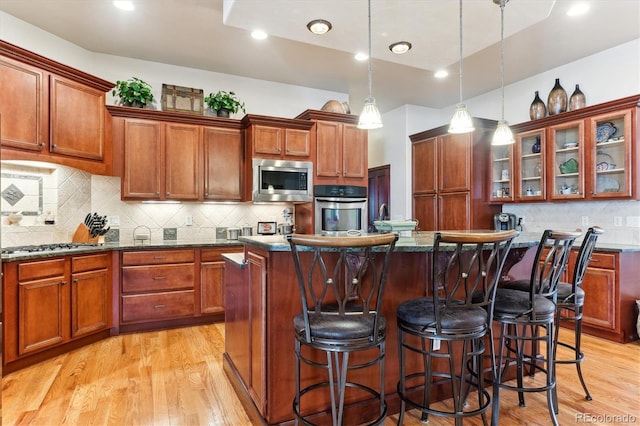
[1,0,639,113]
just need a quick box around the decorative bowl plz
[373,220,418,233]
[563,142,578,149]
[596,122,617,143]
[559,158,578,174]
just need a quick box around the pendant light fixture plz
[448,0,474,134]
[358,0,383,130]
[492,0,514,145]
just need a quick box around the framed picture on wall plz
[257,221,276,235]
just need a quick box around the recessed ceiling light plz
[567,2,590,16]
[389,41,412,54]
[434,69,449,79]
[307,19,332,35]
[251,30,268,40]
[113,1,134,11]
[354,52,368,61]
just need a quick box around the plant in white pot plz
[112,77,154,108]
[204,90,246,117]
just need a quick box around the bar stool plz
[492,229,581,426]
[288,233,398,426]
[396,230,518,426]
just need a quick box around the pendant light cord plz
[500,0,505,120]
[367,0,373,99]
[458,0,463,104]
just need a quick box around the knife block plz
[72,223,103,244]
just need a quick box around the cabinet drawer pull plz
[590,258,600,263]
[153,256,166,259]
[154,276,166,280]
[154,304,166,309]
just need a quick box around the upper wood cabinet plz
[296,109,368,187]
[242,115,314,161]
[410,119,500,231]
[108,106,245,201]
[504,95,640,203]
[0,40,113,175]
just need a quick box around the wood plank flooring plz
[2,324,639,425]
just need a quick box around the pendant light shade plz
[449,0,474,134]
[492,0,514,145]
[358,0,383,129]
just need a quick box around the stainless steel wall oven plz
[314,185,367,235]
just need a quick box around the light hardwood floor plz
[3,324,639,425]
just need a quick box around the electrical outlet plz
[107,215,120,226]
[185,215,193,226]
[614,216,623,227]
[581,216,589,226]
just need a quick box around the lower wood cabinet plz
[2,252,113,373]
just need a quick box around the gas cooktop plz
[1,242,99,255]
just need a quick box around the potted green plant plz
[204,90,246,117]
[112,77,154,108]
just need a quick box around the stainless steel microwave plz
[252,159,313,202]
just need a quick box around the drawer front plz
[72,253,111,273]
[122,264,194,292]
[587,252,615,270]
[201,246,242,262]
[18,258,66,281]
[121,290,195,322]
[122,249,195,266]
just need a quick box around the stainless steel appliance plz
[314,185,367,235]
[252,158,313,202]
[494,213,517,230]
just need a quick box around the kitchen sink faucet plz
[378,203,388,221]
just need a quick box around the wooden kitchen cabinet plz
[242,115,314,161]
[120,249,196,330]
[201,246,243,317]
[2,252,113,372]
[203,127,243,201]
[296,109,368,187]
[506,95,640,203]
[119,118,201,200]
[410,119,500,231]
[0,40,113,175]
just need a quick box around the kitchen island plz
[222,231,540,425]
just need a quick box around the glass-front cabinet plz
[588,110,632,198]
[549,120,585,200]
[515,129,545,201]
[489,144,514,202]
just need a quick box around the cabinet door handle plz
[73,278,79,284]
[154,276,166,280]
[61,280,67,286]
[154,304,166,309]
[166,192,170,196]
[38,142,45,148]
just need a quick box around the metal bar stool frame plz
[396,230,518,426]
[288,233,398,426]
[492,229,581,426]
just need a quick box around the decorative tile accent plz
[163,228,177,240]
[1,173,43,215]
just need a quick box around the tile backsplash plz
[1,162,293,247]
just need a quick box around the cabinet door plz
[49,74,105,160]
[284,128,311,157]
[439,133,471,192]
[71,268,109,337]
[588,109,632,198]
[582,266,616,330]
[438,192,470,230]
[514,129,545,201]
[413,194,437,231]
[549,120,585,200]
[0,55,48,151]
[203,127,243,201]
[19,276,67,355]
[165,123,201,200]
[224,256,250,386]
[253,125,282,156]
[246,250,267,414]
[201,260,225,314]
[122,119,163,199]
[489,142,514,202]
[412,137,437,194]
[342,124,367,179]
[316,121,341,177]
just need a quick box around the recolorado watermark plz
[576,413,637,423]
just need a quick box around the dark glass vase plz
[547,78,567,115]
[569,84,586,111]
[532,136,541,154]
[529,91,546,120]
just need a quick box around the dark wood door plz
[368,165,390,230]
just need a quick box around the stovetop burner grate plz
[1,242,99,255]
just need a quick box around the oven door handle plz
[315,198,367,203]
